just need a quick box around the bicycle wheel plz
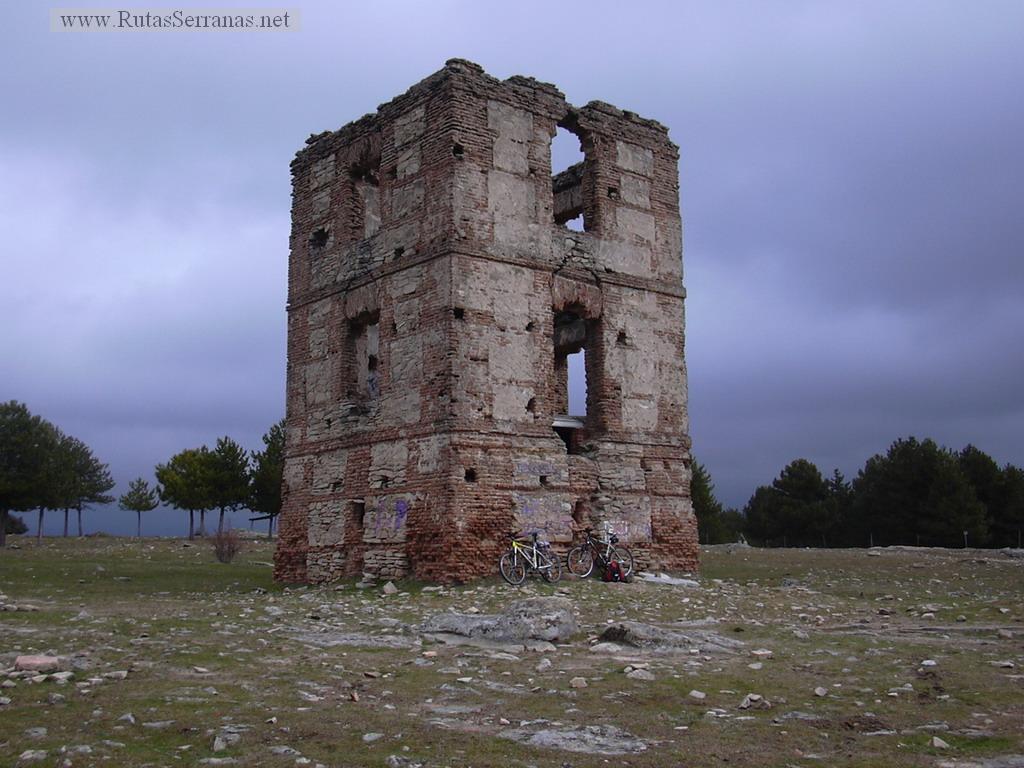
[566,546,594,578]
[609,545,634,578]
[539,549,562,583]
[499,551,526,585]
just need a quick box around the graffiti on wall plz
[512,492,572,541]
[604,518,652,542]
[514,459,556,477]
[363,496,411,543]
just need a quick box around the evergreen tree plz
[691,461,724,544]
[824,468,854,546]
[852,437,986,547]
[207,437,250,535]
[249,420,285,538]
[51,435,94,537]
[156,447,212,539]
[958,445,1002,541]
[119,478,159,538]
[993,464,1024,548]
[691,460,743,544]
[1,402,113,543]
[743,484,779,545]
[72,450,115,537]
[32,421,64,541]
[743,459,830,546]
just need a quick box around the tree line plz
[0,401,115,546]
[0,401,284,544]
[695,437,1024,549]
[152,422,284,539]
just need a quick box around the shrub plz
[212,528,242,564]
[4,514,28,535]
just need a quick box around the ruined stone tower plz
[273,60,697,583]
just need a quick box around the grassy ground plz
[1,538,1021,767]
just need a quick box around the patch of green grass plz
[2,538,1022,767]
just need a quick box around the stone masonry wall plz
[274,60,697,584]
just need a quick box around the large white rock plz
[14,656,63,673]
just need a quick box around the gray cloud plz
[2,1,1021,532]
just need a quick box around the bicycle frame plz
[507,532,560,579]
[580,526,618,565]
[509,538,541,569]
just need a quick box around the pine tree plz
[119,478,159,538]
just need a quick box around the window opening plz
[551,124,587,230]
[348,313,380,401]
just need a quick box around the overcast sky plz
[2,1,1022,536]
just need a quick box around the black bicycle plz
[565,524,634,578]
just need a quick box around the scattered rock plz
[386,756,424,768]
[382,581,398,596]
[535,658,552,672]
[932,736,951,749]
[362,732,384,743]
[506,724,647,754]
[738,693,771,710]
[15,656,63,673]
[777,711,828,724]
[688,689,706,701]
[421,597,577,644]
[489,652,520,662]
[842,714,893,733]
[814,687,828,697]
[569,677,588,688]
[637,572,700,588]
[935,758,1024,768]
[598,621,741,654]
[17,750,48,764]
[524,640,557,653]
[626,668,656,681]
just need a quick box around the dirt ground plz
[1,537,1022,767]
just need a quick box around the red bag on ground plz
[603,560,623,582]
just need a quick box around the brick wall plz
[274,59,697,584]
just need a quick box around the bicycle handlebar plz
[508,531,541,541]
